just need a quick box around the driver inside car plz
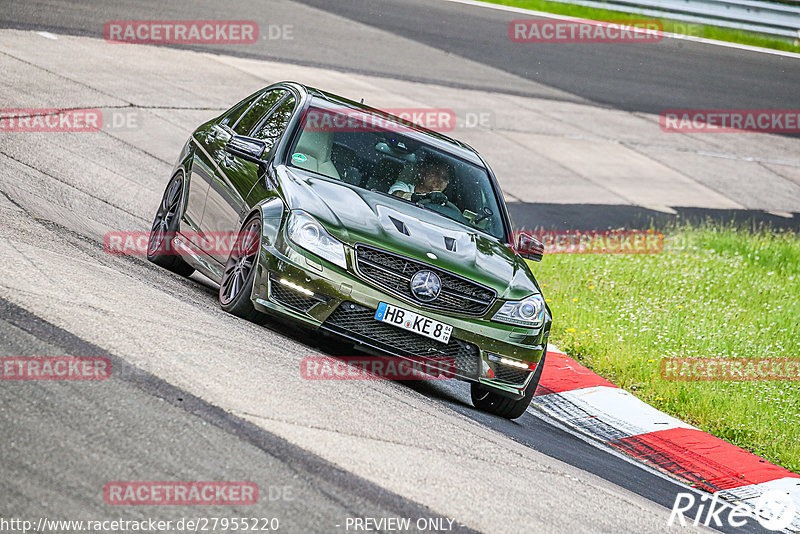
[389,159,453,204]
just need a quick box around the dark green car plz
[148,81,551,419]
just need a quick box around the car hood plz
[278,166,539,300]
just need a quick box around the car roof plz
[276,82,485,167]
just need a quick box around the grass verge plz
[481,0,800,53]
[528,224,800,472]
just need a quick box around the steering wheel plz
[414,193,468,223]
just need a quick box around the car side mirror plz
[513,231,544,262]
[225,135,267,164]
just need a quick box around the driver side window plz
[220,95,258,128]
[231,89,286,136]
[251,95,296,155]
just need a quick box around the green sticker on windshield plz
[292,153,308,163]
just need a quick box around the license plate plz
[374,302,453,344]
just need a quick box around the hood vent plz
[389,216,410,236]
[443,236,457,252]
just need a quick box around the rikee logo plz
[668,491,796,531]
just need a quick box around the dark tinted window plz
[251,95,296,153]
[220,94,259,127]
[232,89,286,135]
[287,105,506,239]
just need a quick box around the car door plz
[199,89,286,239]
[201,90,296,263]
[184,92,261,233]
[241,93,298,208]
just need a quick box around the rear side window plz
[232,89,286,135]
[251,95,296,153]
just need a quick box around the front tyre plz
[219,215,266,324]
[471,349,547,419]
[147,173,195,276]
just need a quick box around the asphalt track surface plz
[0,300,477,533]
[0,0,795,532]
[3,0,799,112]
[3,0,799,231]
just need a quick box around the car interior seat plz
[396,162,418,187]
[330,143,364,187]
[291,129,341,179]
[365,158,404,192]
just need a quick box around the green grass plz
[484,0,800,53]
[528,224,800,473]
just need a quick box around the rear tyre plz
[147,173,195,277]
[471,349,547,420]
[219,215,266,324]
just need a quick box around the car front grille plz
[322,301,480,378]
[494,365,531,386]
[354,244,496,315]
[270,278,325,313]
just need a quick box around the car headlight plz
[492,294,546,328]
[287,210,347,269]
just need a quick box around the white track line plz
[526,402,715,487]
[562,386,694,434]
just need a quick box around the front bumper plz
[251,235,550,399]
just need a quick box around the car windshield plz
[286,104,506,239]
